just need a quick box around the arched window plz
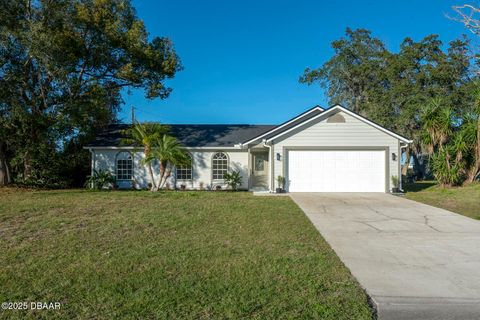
[176,154,193,180]
[212,152,228,180]
[116,152,133,180]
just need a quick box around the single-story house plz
[85,104,412,192]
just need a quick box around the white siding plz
[91,149,249,190]
[183,150,249,190]
[271,111,400,192]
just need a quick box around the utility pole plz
[131,106,135,124]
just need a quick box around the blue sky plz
[121,0,469,124]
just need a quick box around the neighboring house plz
[85,104,412,192]
[407,153,431,180]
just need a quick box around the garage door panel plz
[288,150,385,192]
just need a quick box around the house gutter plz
[400,143,408,192]
[90,149,96,175]
[262,139,274,193]
[88,148,96,189]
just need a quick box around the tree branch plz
[449,4,480,35]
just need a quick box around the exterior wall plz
[182,149,249,190]
[91,149,149,189]
[91,148,249,190]
[271,111,400,192]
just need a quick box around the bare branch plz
[449,4,480,35]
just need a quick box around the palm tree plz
[151,135,189,191]
[421,98,453,153]
[421,98,459,187]
[466,85,480,183]
[122,122,169,191]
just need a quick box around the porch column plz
[267,142,275,193]
[247,148,251,190]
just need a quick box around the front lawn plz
[0,190,372,319]
[405,182,480,220]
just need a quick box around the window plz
[176,154,193,180]
[254,153,267,171]
[116,152,133,180]
[212,152,228,180]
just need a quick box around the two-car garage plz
[249,105,411,194]
[287,149,387,192]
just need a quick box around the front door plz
[251,151,269,190]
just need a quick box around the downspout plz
[89,149,96,189]
[262,139,273,193]
[247,147,251,190]
[400,143,408,192]
[90,149,96,175]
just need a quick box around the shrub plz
[224,171,243,191]
[277,175,286,189]
[391,175,399,188]
[85,170,115,190]
[430,148,464,187]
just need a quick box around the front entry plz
[251,151,269,190]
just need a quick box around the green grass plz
[405,181,480,220]
[0,189,372,319]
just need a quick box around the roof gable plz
[241,105,324,145]
[264,105,412,143]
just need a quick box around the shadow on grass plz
[403,181,437,193]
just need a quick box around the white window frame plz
[116,151,133,181]
[176,154,193,180]
[212,152,229,180]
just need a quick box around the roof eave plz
[84,145,243,150]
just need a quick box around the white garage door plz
[288,150,386,192]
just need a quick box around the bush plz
[391,175,399,188]
[85,169,115,190]
[277,175,286,189]
[224,171,242,191]
[430,148,464,187]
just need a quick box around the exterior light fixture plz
[392,153,397,161]
[276,153,281,161]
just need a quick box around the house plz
[85,104,412,192]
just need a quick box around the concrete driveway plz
[290,193,480,320]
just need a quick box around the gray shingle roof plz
[249,106,324,142]
[86,124,277,148]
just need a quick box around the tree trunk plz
[401,146,411,176]
[0,142,11,186]
[465,165,479,184]
[23,150,32,180]
[465,152,480,183]
[465,118,480,183]
[354,97,361,114]
[155,161,166,191]
[144,146,157,191]
[160,171,171,189]
[147,163,157,191]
